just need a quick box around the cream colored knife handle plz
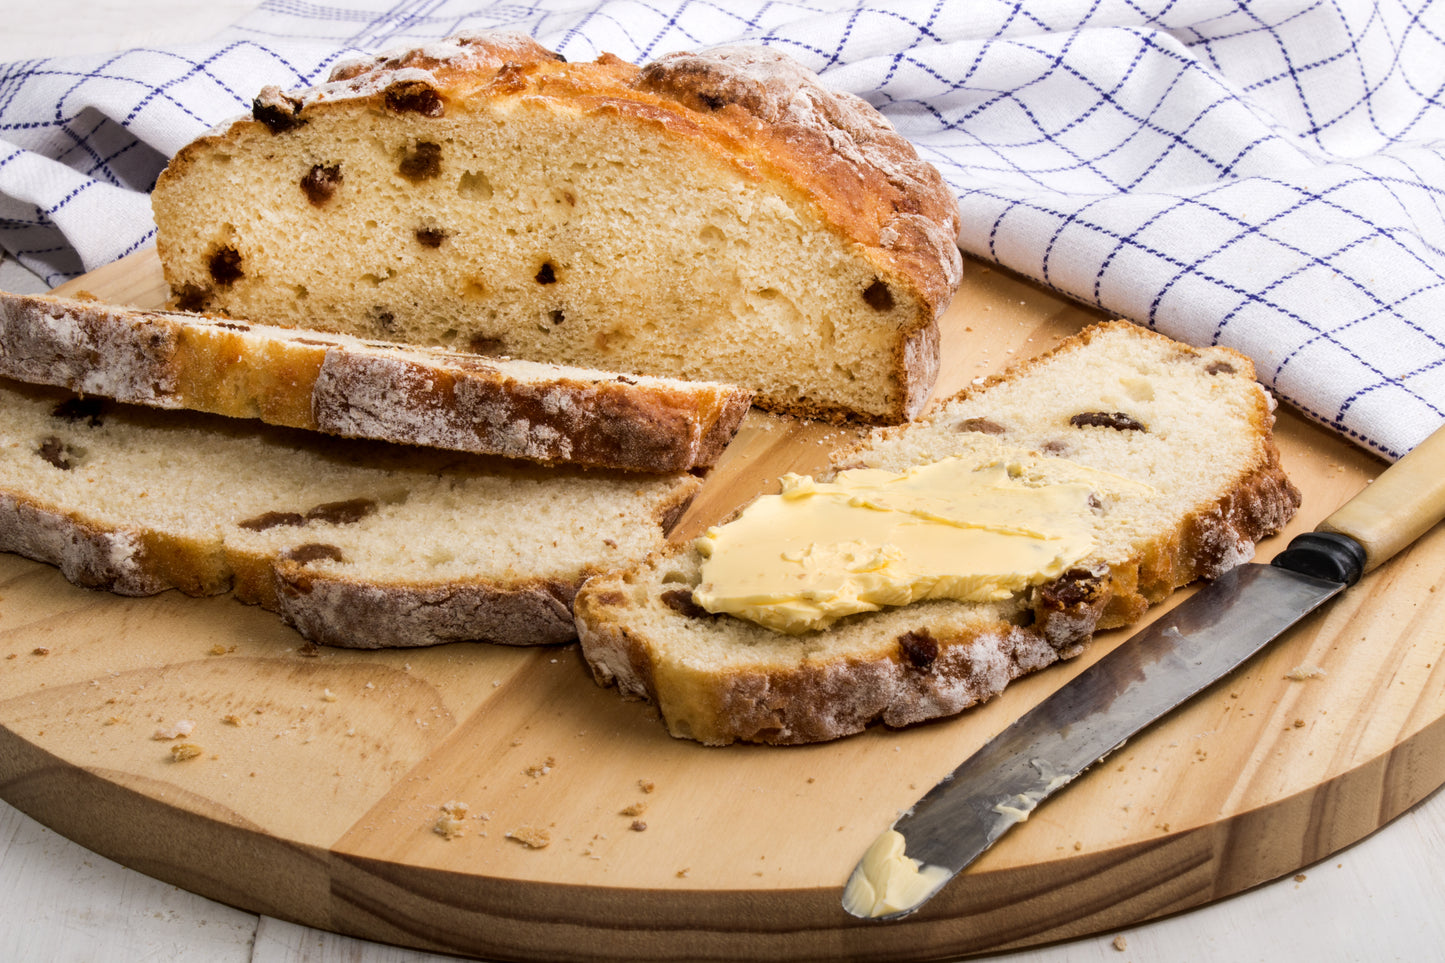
[1318,424,1445,574]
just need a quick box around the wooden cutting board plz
[1,248,1442,962]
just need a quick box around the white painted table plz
[1,4,1443,960]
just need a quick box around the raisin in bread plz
[149,32,962,424]
[1,379,698,648]
[573,322,1302,745]
[0,290,750,472]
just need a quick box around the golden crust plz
[283,35,963,315]
[154,33,961,425]
[0,290,752,473]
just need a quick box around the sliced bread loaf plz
[149,32,962,424]
[573,322,1302,745]
[1,378,699,648]
[0,290,751,472]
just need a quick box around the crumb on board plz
[524,756,556,778]
[506,826,552,849]
[619,802,647,818]
[152,720,194,740]
[638,779,655,794]
[1112,934,1127,951]
[434,801,470,840]
[32,647,50,656]
[322,688,338,702]
[629,820,647,832]
[222,714,244,726]
[169,743,203,762]
[1286,663,1327,681]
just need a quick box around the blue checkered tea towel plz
[2,0,1442,460]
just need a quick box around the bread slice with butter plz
[573,322,1302,745]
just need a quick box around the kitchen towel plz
[1,0,1442,460]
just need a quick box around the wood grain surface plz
[1,247,1441,962]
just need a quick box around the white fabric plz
[2,0,1442,459]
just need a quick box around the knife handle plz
[1316,424,1445,575]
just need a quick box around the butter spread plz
[842,829,952,919]
[992,760,1080,824]
[991,794,1040,825]
[693,457,1108,634]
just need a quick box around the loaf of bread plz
[0,290,750,472]
[150,31,963,424]
[573,322,1302,745]
[0,378,699,648]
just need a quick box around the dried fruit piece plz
[301,163,343,206]
[862,280,894,311]
[208,246,244,286]
[398,141,443,181]
[1069,411,1146,432]
[954,416,1005,435]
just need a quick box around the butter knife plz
[843,423,1445,920]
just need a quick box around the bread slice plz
[573,322,1302,745]
[149,32,962,424]
[0,290,751,473]
[0,378,699,648]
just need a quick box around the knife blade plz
[843,423,1445,921]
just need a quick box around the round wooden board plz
[2,249,1442,962]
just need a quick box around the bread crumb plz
[506,826,551,849]
[1112,935,1127,951]
[434,801,470,839]
[222,714,244,726]
[322,688,338,702]
[152,720,194,740]
[169,743,203,762]
[629,820,647,832]
[207,644,230,656]
[619,802,647,817]
[638,779,655,794]
[103,716,124,726]
[1294,873,1307,883]
[676,868,690,878]
[1293,718,1306,728]
[523,756,556,778]
[31,647,49,656]
[1286,663,1327,680]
